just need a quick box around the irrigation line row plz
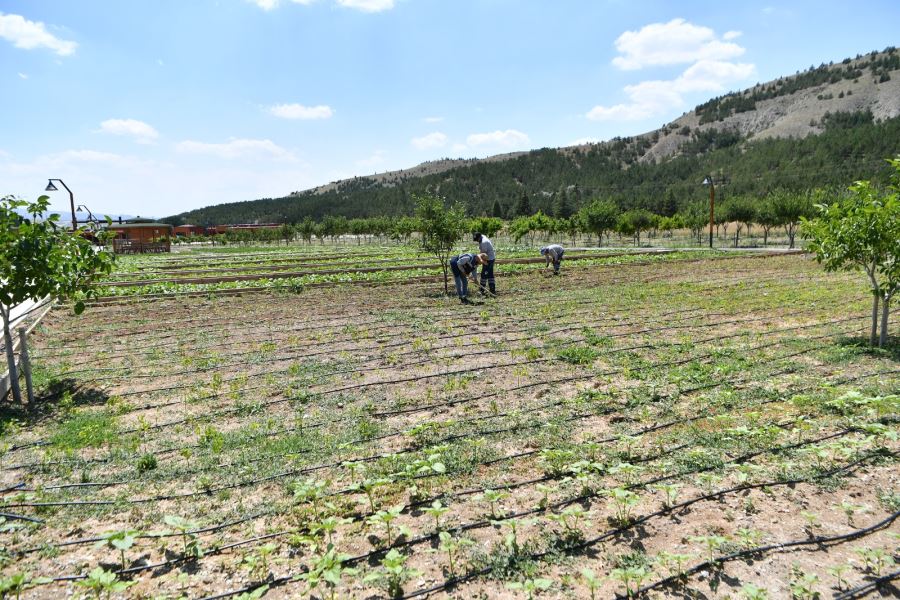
[8,309,865,460]
[41,261,808,349]
[4,315,871,467]
[833,568,900,600]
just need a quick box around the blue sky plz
[2,0,898,218]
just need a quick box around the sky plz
[1,0,899,218]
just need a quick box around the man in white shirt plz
[473,232,496,296]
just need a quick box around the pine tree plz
[491,199,505,219]
[555,191,573,218]
[514,191,532,217]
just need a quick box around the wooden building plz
[108,218,173,254]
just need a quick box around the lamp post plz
[702,176,715,249]
[45,179,76,232]
[76,204,98,225]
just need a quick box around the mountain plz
[167,47,900,225]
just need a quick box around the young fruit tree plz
[0,195,115,402]
[802,157,900,347]
[415,195,467,296]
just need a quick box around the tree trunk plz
[870,292,880,346]
[0,306,22,404]
[880,294,891,348]
[441,260,449,296]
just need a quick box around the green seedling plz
[312,516,352,546]
[478,489,509,519]
[505,577,553,599]
[163,515,202,559]
[234,584,269,600]
[291,478,330,518]
[609,567,651,598]
[735,528,762,549]
[800,511,819,536]
[580,568,603,600]
[354,477,391,513]
[366,503,409,547]
[855,546,895,576]
[826,563,851,590]
[0,572,52,600]
[238,542,278,580]
[535,483,553,510]
[94,529,142,571]
[363,549,421,598]
[342,460,367,483]
[741,583,769,600]
[688,535,728,562]
[548,505,590,537]
[839,500,867,526]
[437,531,473,578]
[423,499,449,531]
[136,453,157,473]
[789,565,820,600]
[608,462,644,485]
[607,487,640,525]
[651,483,682,509]
[294,544,357,600]
[654,550,693,578]
[75,567,134,599]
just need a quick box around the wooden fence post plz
[18,327,34,405]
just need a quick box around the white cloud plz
[268,103,334,120]
[466,129,530,148]
[175,138,296,161]
[411,132,448,150]
[588,20,755,122]
[157,58,164,66]
[357,150,386,168]
[99,119,159,143]
[0,12,77,56]
[335,0,394,12]
[723,30,742,41]
[586,59,755,121]
[451,143,468,153]
[423,116,444,123]
[17,72,27,79]
[611,18,744,70]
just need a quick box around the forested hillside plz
[168,47,900,226]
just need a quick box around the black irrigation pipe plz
[627,510,900,598]
[57,298,806,383]
[206,441,895,600]
[6,309,866,460]
[4,315,873,471]
[394,448,900,600]
[834,568,900,600]
[0,511,44,523]
[39,264,807,354]
[30,422,885,591]
[65,251,806,313]
[17,328,848,492]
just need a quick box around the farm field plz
[1,252,898,599]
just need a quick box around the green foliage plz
[803,158,900,346]
[415,195,468,295]
[579,199,620,245]
[363,549,421,598]
[94,529,142,571]
[294,544,357,600]
[75,567,134,598]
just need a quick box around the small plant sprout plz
[363,548,421,598]
[423,499,449,531]
[740,583,769,600]
[234,585,269,600]
[800,511,819,536]
[855,546,895,576]
[437,531,473,579]
[609,566,651,598]
[608,462,644,485]
[654,550,693,578]
[505,577,553,599]
[535,483,553,510]
[0,572,52,599]
[312,516,352,546]
[342,460,367,483]
[163,515,202,559]
[355,477,391,513]
[789,565,820,600]
[291,478,330,518]
[607,487,640,526]
[238,542,278,580]
[735,528,762,549]
[651,483,682,509]
[478,489,509,519]
[366,503,409,547]
[75,567,134,598]
[839,500,867,526]
[688,535,728,563]
[581,568,604,599]
[294,544,357,600]
[826,563,851,590]
[549,505,590,537]
[94,528,142,572]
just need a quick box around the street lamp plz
[45,178,77,232]
[702,176,715,249]
[76,204,98,225]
